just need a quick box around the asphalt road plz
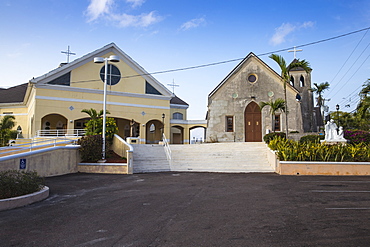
[1,172,370,247]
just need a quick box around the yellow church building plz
[0,43,206,144]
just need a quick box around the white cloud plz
[126,0,145,8]
[85,0,114,22]
[270,21,315,46]
[85,0,162,28]
[180,17,206,31]
[112,11,162,28]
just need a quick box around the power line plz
[327,29,369,96]
[54,26,370,84]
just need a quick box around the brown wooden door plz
[244,102,262,142]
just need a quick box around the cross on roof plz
[61,45,76,63]
[288,46,303,59]
[167,79,179,94]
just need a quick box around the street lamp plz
[161,113,165,140]
[94,55,120,161]
[336,104,340,127]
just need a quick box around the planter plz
[0,186,49,211]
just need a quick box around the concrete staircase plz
[132,144,170,173]
[171,142,274,173]
[132,142,274,173]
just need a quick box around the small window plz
[290,76,294,87]
[274,115,281,132]
[247,74,257,83]
[173,112,183,120]
[226,116,234,132]
[299,75,305,87]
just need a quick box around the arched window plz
[290,76,294,87]
[299,75,305,87]
[173,112,183,120]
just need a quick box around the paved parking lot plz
[1,172,370,246]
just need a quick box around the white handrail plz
[162,133,172,169]
[0,138,76,156]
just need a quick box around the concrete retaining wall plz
[0,145,80,177]
[78,163,128,174]
[280,161,370,175]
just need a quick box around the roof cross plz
[167,79,179,94]
[288,46,303,59]
[61,45,76,63]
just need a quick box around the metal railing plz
[162,133,172,168]
[0,137,77,157]
[36,129,86,137]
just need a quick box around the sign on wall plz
[20,159,26,169]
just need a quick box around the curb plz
[0,186,49,211]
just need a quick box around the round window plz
[247,74,257,83]
[100,64,121,86]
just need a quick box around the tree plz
[356,79,370,118]
[0,115,16,146]
[269,54,311,136]
[310,82,330,124]
[81,108,110,133]
[259,99,286,133]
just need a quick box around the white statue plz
[324,119,347,142]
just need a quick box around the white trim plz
[170,119,207,125]
[35,96,170,110]
[170,104,188,109]
[0,113,27,116]
[36,84,172,101]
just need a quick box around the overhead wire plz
[67,26,370,84]
[326,29,369,96]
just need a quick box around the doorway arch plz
[244,102,262,142]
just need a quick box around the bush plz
[300,134,324,143]
[0,170,44,199]
[78,135,109,162]
[268,137,370,162]
[263,132,286,144]
[344,130,370,144]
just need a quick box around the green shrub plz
[344,130,370,144]
[300,134,324,143]
[263,132,286,144]
[78,135,109,162]
[0,170,44,199]
[268,137,370,162]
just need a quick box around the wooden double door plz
[244,102,262,142]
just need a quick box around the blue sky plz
[1,0,370,122]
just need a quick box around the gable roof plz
[0,83,28,103]
[30,43,173,97]
[209,52,299,98]
[170,95,189,106]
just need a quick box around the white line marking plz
[301,181,370,183]
[310,190,370,193]
[326,208,370,210]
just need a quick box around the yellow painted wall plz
[71,52,145,94]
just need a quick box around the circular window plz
[247,74,257,83]
[100,64,121,86]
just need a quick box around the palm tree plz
[81,108,110,133]
[259,99,286,133]
[310,81,330,108]
[269,54,311,136]
[356,79,370,129]
[0,115,16,146]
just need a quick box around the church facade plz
[0,43,205,144]
[206,52,317,142]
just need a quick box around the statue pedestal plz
[320,139,348,145]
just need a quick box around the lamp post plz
[161,113,165,140]
[94,55,120,160]
[336,104,340,128]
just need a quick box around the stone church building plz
[206,52,318,142]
